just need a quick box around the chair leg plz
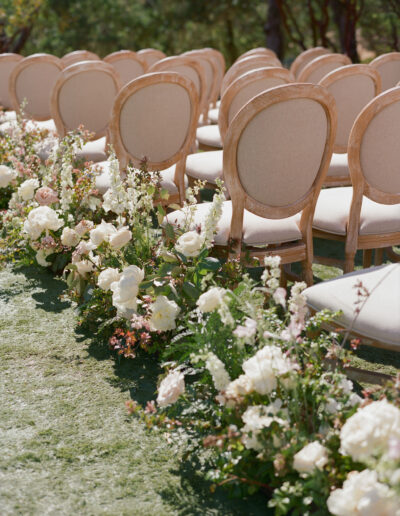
[374,248,384,266]
[279,265,287,288]
[344,252,356,273]
[302,258,313,286]
[363,249,372,268]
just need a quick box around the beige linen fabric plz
[185,150,223,183]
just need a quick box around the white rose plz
[109,227,132,249]
[110,265,144,319]
[23,206,64,240]
[175,231,204,257]
[149,295,180,332]
[61,227,80,247]
[196,287,226,313]
[293,441,329,474]
[225,375,254,399]
[36,249,52,267]
[97,268,121,291]
[157,370,185,407]
[18,178,40,201]
[0,165,17,188]
[89,220,117,246]
[75,258,95,277]
[75,220,94,236]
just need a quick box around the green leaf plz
[198,257,221,271]
[182,281,200,300]
[164,223,175,239]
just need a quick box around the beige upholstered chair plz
[167,83,337,285]
[318,64,381,187]
[290,47,331,79]
[0,53,23,123]
[187,67,294,188]
[312,87,400,273]
[203,48,226,118]
[370,52,400,91]
[102,72,199,204]
[104,50,147,86]
[297,53,351,84]
[236,48,278,62]
[51,60,121,162]
[61,50,100,67]
[137,48,166,68]
[305,263,400,350]
[8,53,62,132]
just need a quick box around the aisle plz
[0,266,268,515]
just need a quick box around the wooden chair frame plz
[222,83,337,284]
[318,64,381,187]
[109,72,199,204]
[237,48,278,62]
[0,53,23,111]
[104,50,147,86]
[290,47,331,78]
[50,60,121,139]
[313,87,400,273]
[202,48,226,108]
[61,50,100,67]
[137,48,166,67]
[9,53,63,120]
[370,52,400,91]
[297,53,351,83]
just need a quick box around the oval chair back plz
[370,52,400,92]
[0,53,23,111]
[290,47,331,78]
[137,48,166,68]
[61,50,100,68]
[297,53,351,83]
[237,48,278,62]
[104,50,147,86]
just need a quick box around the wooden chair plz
[203,48,226,121]
[137,48,166,68]
[105,72,199,204]
[0,53,23,122]
[8,53,62,132]
[312,87,400,273]
[297,53,351,84]
[318,64,381,187]
[104,50,147,86]
[167,83,337,285]
[61,50,100,67]
[50,60,121,162]
[236,48,278,62]
[290,47,331,79]
[370,52,400,91]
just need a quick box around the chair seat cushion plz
[159,165,188,194]
[327,152,349,177]
[304,263,400,347]
[208,108,219,124]
[166,200,302,246]
[185,151,223,183]
[196,125,222,148]
[313,187,400,236]
[76,137,108,163]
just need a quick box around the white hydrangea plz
[23,206,64,240]
[17,178,39,201]
[175,231,204,257]
[97,268,121,291]
[339,399,400,462]
[149,295,180,332]
[196,287,226,313]
[205,352,230,391]
[0,165,17,188]
[293,441,329,474]
[157,370,185,407]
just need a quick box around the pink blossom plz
[35,186,59,206]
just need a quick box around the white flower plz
[87,196,101,211]
[157,370,185,407]
[293,441,329,474]
[175,231,204,257]
[327,469,400,516]
[196,287,226,313]
[89,220,117,246]
[61,227,80,247]
[97,268,121,291]
[109,227,132,250]
[110,265,144,319]
[233,318,257,340]
[75,258,95,277]
[149,295,180,332]
[75,220,94,236]
[23,206,64,240]
[339,399,400,462]
[205,352,230,390]
[18,178,39,201]
[36,249,52,267]
[0,165,17,188]
[241,401,287,451]
[242,345,295,395]
[326,398,341,414]
[273,287,287,308]
[225,375,254,398]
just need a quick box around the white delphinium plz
[157,369,185,407]
[201,180,224,248]
[281,281,308,341]
[149,296,180,332]
[205,352,230,390]
[102,155,130,215]
[261,255,282,294]
[293,441,329,474]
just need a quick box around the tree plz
[0,0,43,53]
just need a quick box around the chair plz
[104,50,147,86]
[297,53,351,83]
[236,48,278,62]
[370,52,400,91]
[104,71,199,204]
[203,48,226,120]
[61,50,100,67]
[167,83,337,285]
[137,48,166,68]
[0,53,23,122]
[318,64,381,187]
[8,53,62,132]
[185,67,295,189]
[312,87,400,273]
[51,60,121,162]
[290,47,331,79]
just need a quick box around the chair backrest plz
[104,50,147,86]
[290,47,331,79]
[223,83,336,238]
[137,48,166,68]
[51,60,121,139]
[0,53,23,110]
[319,64,381,153]
[297,53,351,84]
[110,72,199,171]
[148,55,207,116]
[218,67,294,143]
[61,50,100,67]
[221,55,282,96]
[202,48,226,106]
[237,48,278,62]
[9,53,63,120]
[348,86,400,206]
[370,52,400,92]
[183,49,218,113]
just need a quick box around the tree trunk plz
[264,0,284,59]
[330,0,360,62]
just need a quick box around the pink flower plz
[35,186,59,206]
